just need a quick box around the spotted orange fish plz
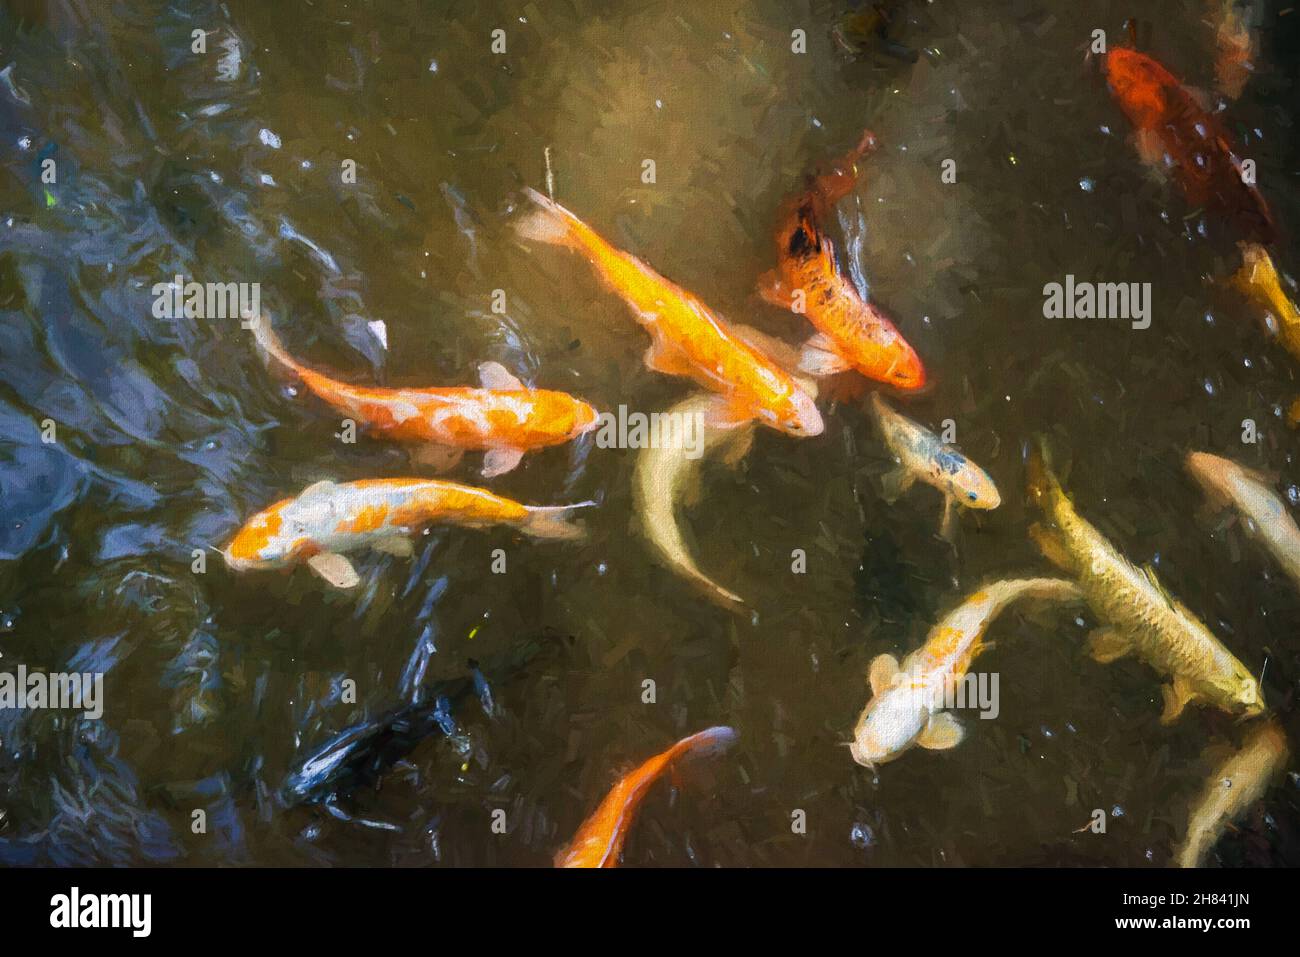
[1103,46,1275,244]
[555,725,737,868]
[224,477,595,589]
[757,130,926,390]
[249,315,599,478]
[514,188,823,436]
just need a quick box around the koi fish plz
[555,725,737,868]
[1027,444,1265,722]
[513,188,823,437]
[248,315,599,478]
[758,131,926,390]
[634,393,754,606]
[850,578,1082,769]
[1186,451,1300,590]
[1103,45,1275,244]
[224,478,595,589]
[1175,718,1288,868]
[869,392,1000,539]
[1232,244,1300,372]
[1212,0,1257,99]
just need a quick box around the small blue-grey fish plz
[869,393,1000,539]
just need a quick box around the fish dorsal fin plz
[868,653,900,695]
[917,712,964,751]
[373,535,414,558]
[1141,565,1175,608]
[478,361,524,391]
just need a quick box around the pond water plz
[1,0,1298,866]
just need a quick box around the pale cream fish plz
[869,392,1000,539]
[1175,719,1288,868]
[634,392,755,606]
[850,578,1083,769]
[1186,451,1300,590]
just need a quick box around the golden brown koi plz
[1027,444,1264,722]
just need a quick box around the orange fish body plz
[249,316,599,477]
[224,477,593,588]
[555,725,736,868]
[759,131,926,390]
[515,189,822,437]
[1103,47,1275,244]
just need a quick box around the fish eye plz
[967,491,979,502]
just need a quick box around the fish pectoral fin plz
[728,321,802,372]
[939,497,960,542]
[301,480,338,498]
[482,447,525,478]
[756,269,797,311]
[1086,628,1133,664]
[701,398,756,431]
[718,424,756,468]
[916,712,964,751]
[1159,676,1198,725]
[1028,522,1073,571]
[643,335,697,378]
[478,361,525,391]
[373,535,414,558]
[307,552,361,589]
[879,464,915,503]
[797,334,852,377]
[868,653,901,695]
[410,443,466,472]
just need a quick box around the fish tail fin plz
[514,186,582,249]
[520,500,597,540]
[668,726,739,763]
[246,314,301,378]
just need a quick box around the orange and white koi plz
[850,578,1082,769]
[758,131,926,389]
[224,478,594,589]
[513,188,823,437]
[248,315,599,478]
[555,725,737,868]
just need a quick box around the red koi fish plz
[1103,46,1275,244]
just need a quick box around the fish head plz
[849,684,928,768]
[223,498,314,570]
[774,385,824,437]
[940,452,1001,510]
[1103,47,1173,129]
[1184,451,1238,503]
[885,343,927,392]
[1228,670,1266,719]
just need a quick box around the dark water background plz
[1,0,1299,866]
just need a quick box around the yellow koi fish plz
[1231,244,1300,423]
[224,478,594,589]
[1187,451,1300,590]
[870,393,1000,538]
[850,578,1082,769]
[634,393,754,606]
[514,188,823,437]
[1176,719,1288,868]
[1028,445,1265,722]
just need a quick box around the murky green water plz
[1,0,1298,866]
